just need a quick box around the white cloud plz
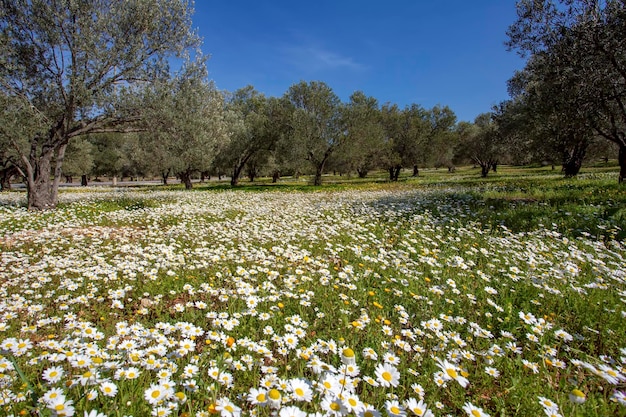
[280,43,364,73]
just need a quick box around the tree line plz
[1,0,624,210]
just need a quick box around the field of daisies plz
[0,171,625,417]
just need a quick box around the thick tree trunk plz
[231,164,245,186]
[231,153,254,187]
[480,164,490,178]
[1,165,18,191]
[357,169,368,178]
[272,171,280,183]
[0,176,10,191]
[65,176,72,183]
[25,142,67,210]
[311,151,331,186]
[562,142,587,178]
[412,165,419,177]
[180,171,193,189]
[313,167,323,186]
[81,175,88,186]
[393,165,401,181]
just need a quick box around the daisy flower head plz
[247,387,267,406]
[358,405,382,417]
[343,393,364,413]
[144,383,169,406]
[543,408,563,417]
[537,397,559,411]
[215,397,241,417]
[611,390,626,405]
[46,397,75,417]
[462,402,490,417]
[100,381,118,397]
[84,410,107,417]
[267,388,282,408]
[341,348,356,365]
[375,363,400,388]
[318,373,341,395]
[41,387,65,405]
[341,363,360,377]
[321,394,348,416]
[383,352,401,366]
[404,398,433,417]
[289,378,313,402]
[385,399,406,417]
[42,366,64,384]
[568,388,585,404]
[436,358,469,388]
[279,405,307,417]
[363,347,378,361]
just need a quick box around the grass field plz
[0,165,625,417]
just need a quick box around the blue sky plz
[192,1,526,123]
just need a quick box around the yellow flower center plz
[295,388,304,396]
[391,406,401,414]
[256,393,266,402]
[446,368,458,379]
[472,410,481,417]
[151,390,161,399]
[382,371,393,381]
[330,402,341,411]
[268,389,280,400]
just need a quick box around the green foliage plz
[1,0,200,208]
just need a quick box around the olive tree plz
[507,0,626,182]
[0,0,199,208]
[142,60,229,189]
[286,81,345,186]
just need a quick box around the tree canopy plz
[0,0,200,208]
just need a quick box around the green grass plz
[0,165,624,417]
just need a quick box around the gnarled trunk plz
[179,170,193,189]
[562,141,587,178]
[313,163,325,186]
[24,143,67,210]
[231,152,254,187]
[388,165,401,181]
[480,163,490,178]
[1,165,18,191]
[161,169,170,185]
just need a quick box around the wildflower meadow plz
[0,167,625,417]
